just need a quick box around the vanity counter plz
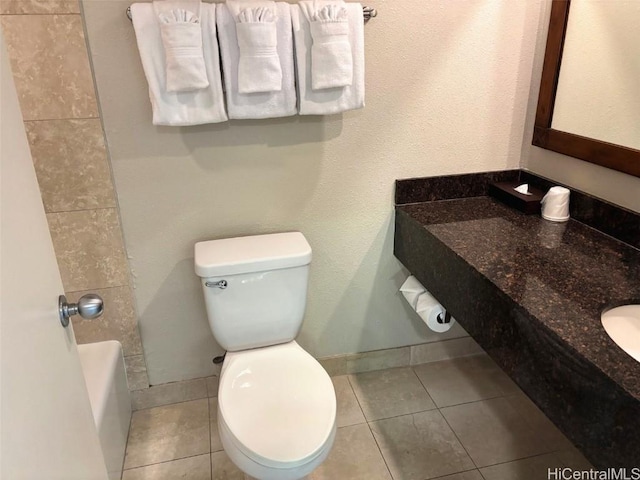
[395,193,640,467]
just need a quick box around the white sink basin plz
[601,304,640,362]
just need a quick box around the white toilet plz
[194,232,337,480]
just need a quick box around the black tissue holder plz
[489,181,544,215]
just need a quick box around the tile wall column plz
[1,0,149,390]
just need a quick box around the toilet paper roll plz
[416,291,456,333]
[541,186,570,222]
[400,275,426,310]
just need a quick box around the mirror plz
[532,0,640,178]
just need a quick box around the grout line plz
[474,450,567,471]
[365,406,439,424]
[346,376,395,479]
[66,284,130,295]
[122,452,212,473]
[131,395,209,412]
[438,406,479,470]
[23,116,99,122]
[207,393,212,448]
[0,12,81,16]
[322,339,484,377]
[366,421,395,480]
[45,205,119,215]
[120,414,133,480]
[430,392,513,411]
[410,351,487,369]
[207,394,213,479]
[345,375,367,423]
[408,365,436,405]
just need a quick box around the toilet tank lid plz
[194,232,312,277]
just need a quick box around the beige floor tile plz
[553,448,593,469]
[440,395,572,468]
[480,449,593,480]
[413,354,520,407]
[509,394,573,450]
[124,399,209,469]
[206,375,220,397]
[211,450,248,480]
[132,378,207,410]
[210,397,223,452]
[432,471,484,480]
[332,376,366,427]
[122,454,211,480]
[479,453,565,480]
[370,410,474,480]
[309,424,391,480]
[349,367,435,421]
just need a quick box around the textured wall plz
[0,0,149,389]
[83,0,544,384]
[521,0,640,213]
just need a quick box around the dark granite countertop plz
[398,197,640,400]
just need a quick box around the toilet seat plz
[218,341,336,469]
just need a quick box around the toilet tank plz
[194,232,312,351]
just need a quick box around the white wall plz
[521,0,640,213]
[83,0,545,384]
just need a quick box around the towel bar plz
[125,4,377,22]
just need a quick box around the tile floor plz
[121,354,592,480]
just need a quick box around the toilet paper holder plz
[437,310,452,324]
[400,276,456,333]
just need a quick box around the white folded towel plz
[131,2,227,126]
[234,3,282,93]
[300,2,352,90]
[292,2,364,115]
[158,8,209,92]
[217,2,296,119]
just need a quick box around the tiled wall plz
[0,0,149,390]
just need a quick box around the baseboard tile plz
[132,337,486,410]
[318,336,485,377]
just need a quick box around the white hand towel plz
[131,2,227,126]
[233,3,282,93]
[216,2,296,119]
[292,2,364,115]
[158,8,209,92]
[301,3,352,90]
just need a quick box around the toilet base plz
[218,412,336,480]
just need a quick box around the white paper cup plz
[541,186,570,222]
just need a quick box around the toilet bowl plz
[217,341,336,480]
[195,232,337,479]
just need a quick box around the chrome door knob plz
[59,294,104,327]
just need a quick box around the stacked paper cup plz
[541,186,570,222]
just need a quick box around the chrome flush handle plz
[58,294,104,327]
[205,280,228,289]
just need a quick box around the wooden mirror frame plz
[532,0,640,178]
